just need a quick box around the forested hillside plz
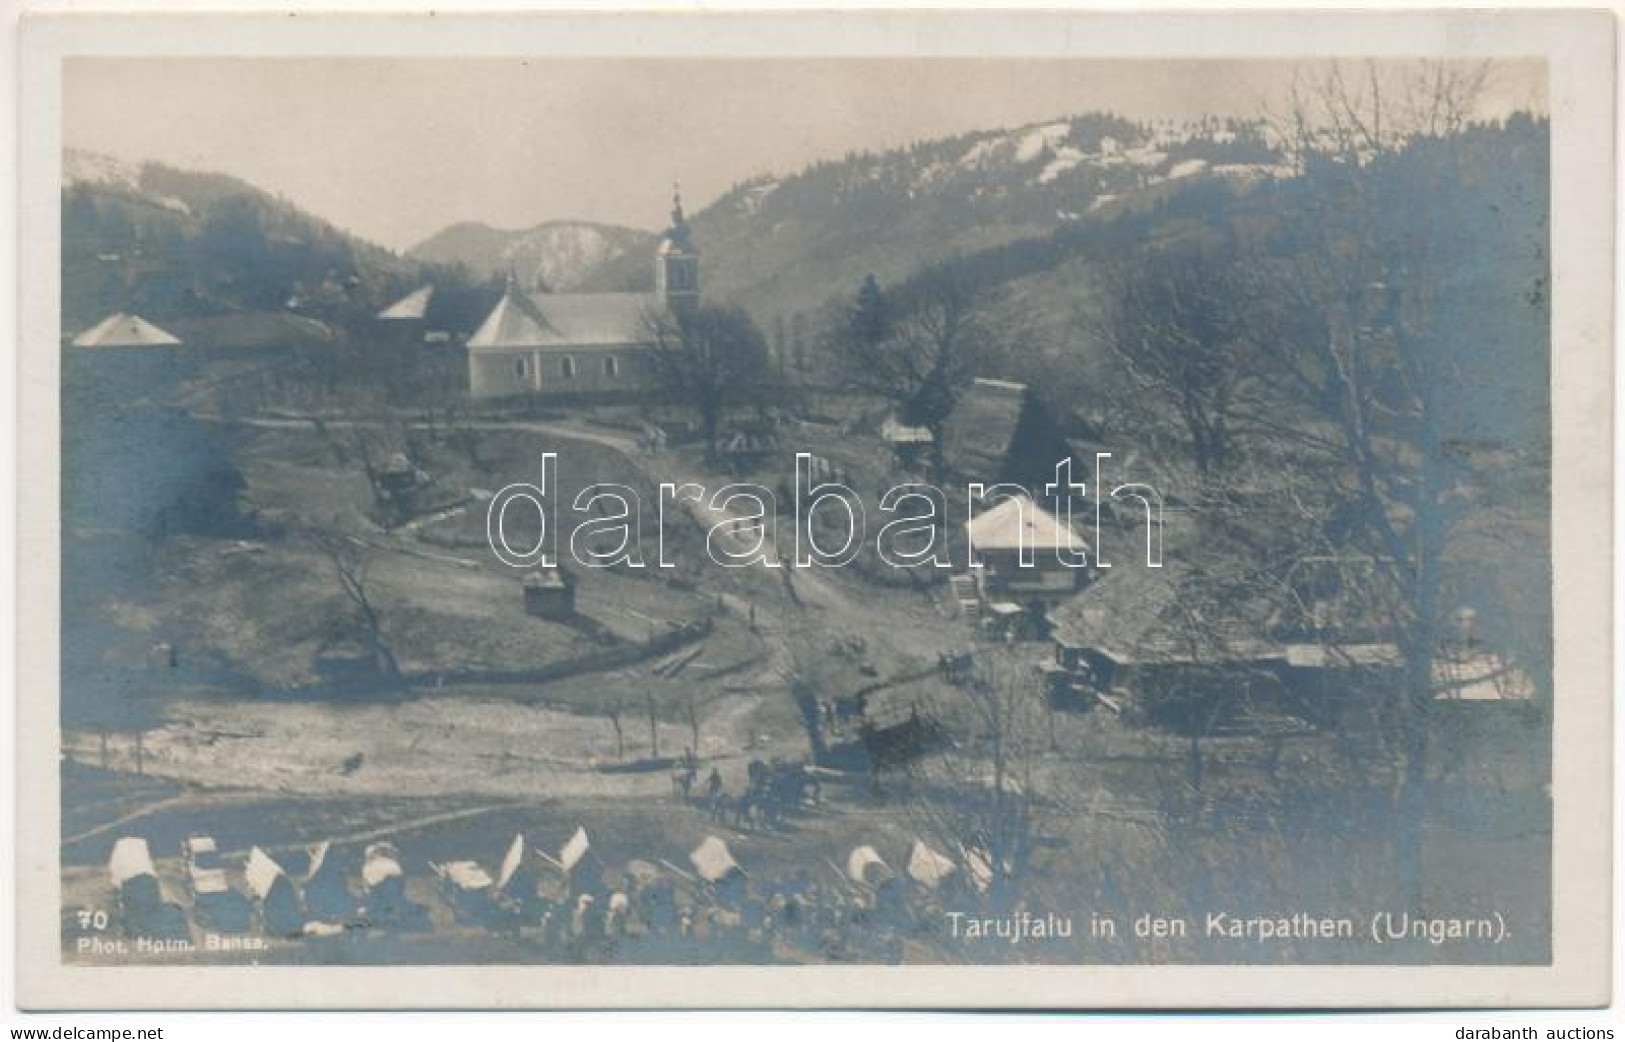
[61,150,498,339]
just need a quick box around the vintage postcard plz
[13,9,1614,1010]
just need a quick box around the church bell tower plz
[655,184,700,311]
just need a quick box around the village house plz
[377,284,463,351]
[465,190,699,399]
[955,495,1093,639]
[522,566,577,621]
[964,495,1092,601]
[65,312,186,403]
[1043,561,1293,722]
[378,284,437,346]
[1043,552,1538,727]
[370,283,467,398]
[70,311,182,351]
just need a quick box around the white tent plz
[495,833,526,892]
[845,844,891,886]
[434,860,494,892]
[362,842,405,890]
[494,833,571,907]
[108,836,156,889]
[302,841,331,884]
[184,836,230,896]
[300,840,354,920]
[906,841,958,888]
[246,846,306,936]
[960,845,1003,894]
[559,827,590,875]
[243,847,286,901]
[688,836,743,883]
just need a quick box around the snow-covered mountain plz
[577,111,1290,319]
[61,149,433,330]
[407,219,657,292]
[64,149,144,191]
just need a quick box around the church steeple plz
[655,181,699,308]
[667,183,693,252]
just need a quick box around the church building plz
[465,190,699,398]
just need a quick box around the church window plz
[515,357,527,378]
[562,357,577,379]
[604,356,619,378]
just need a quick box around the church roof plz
[71,312,182,348]
[467,286,664,352]
[378,284,434,320]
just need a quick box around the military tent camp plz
[494,833,566,913]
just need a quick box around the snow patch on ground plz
[1213,162,1297,182]
[501,224,624,292]
[1015,122,1072,164]
[958,137,1006,168]
[1037,146,1088,184]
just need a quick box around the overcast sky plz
[64,58,1546,252]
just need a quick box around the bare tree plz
[1248,60,1532,900]
[778,635,840,761]
[1087,242,1265,487]
[606,694,626,760]
[644,689,661,761]
[832,264,1008,476]
[683,694,701,755]
[306,529,404,688]
[646,303,775,458]
[897,649,1050,902]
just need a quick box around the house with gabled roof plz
[65,312,187,403]
[963,495,1093,618]
[378,284,435,322]
[70,312,182,349]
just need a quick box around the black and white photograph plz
[9,7,1615,1015]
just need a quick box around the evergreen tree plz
[847,273,890,352]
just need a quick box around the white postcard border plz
[14,7,1614,1010]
